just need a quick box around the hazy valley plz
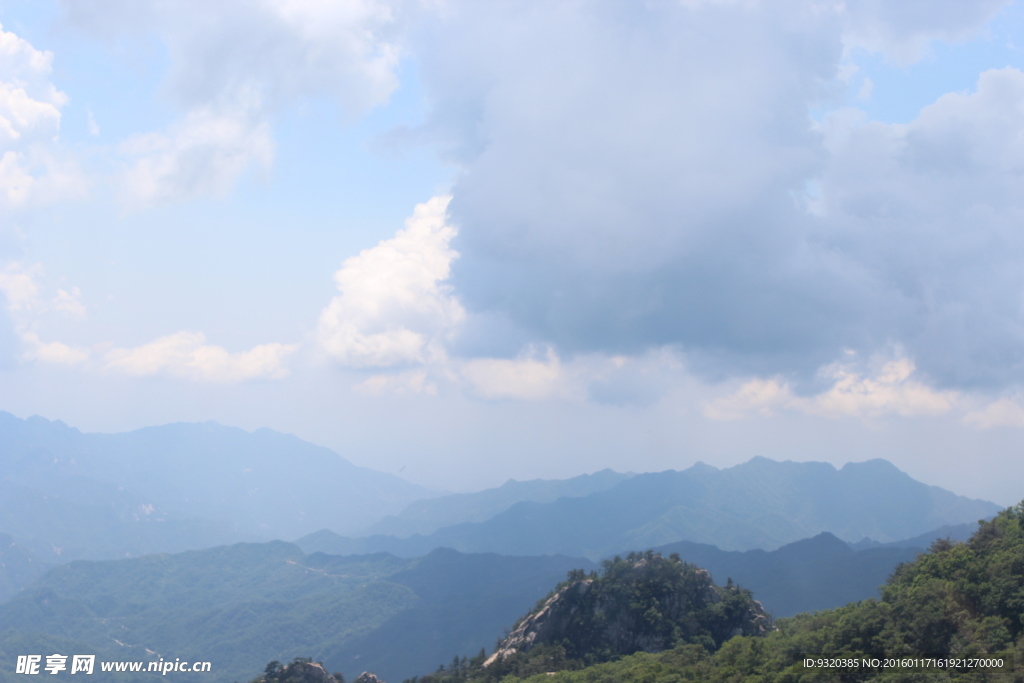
[0,413,1009,681]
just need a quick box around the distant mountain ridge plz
[362,469,634,537]
[0,412,436,564]
[299,457,1000,559]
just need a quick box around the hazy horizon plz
[1,409,1011,509]
[3,1,1024,507]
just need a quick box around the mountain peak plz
[774,532,852,558]
[484,551,769,671]
[840,458,903,474]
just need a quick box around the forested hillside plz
[405,503,1024,682]
[0,543,593,683]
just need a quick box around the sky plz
[2,0,1024,505]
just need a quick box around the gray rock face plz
[485,580,595,665]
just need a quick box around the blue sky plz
[3,0,1024,505]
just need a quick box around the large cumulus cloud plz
[415,0,855,376]
[405,0,1024,390]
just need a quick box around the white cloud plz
[103,331,297,382]
[0,149,86,209]
[0,262,41,311]
[119,88,274,208]
[703,377,794,420]
[52,286,86,319]
[459,347,571,401]
[0,24,84,210]
[0,262,90,366]
[0,262,86,319]
[0,23,66,142]
[0,80,63,143]
[0,151,35,207]
[0,260,294,380]
[812,357,957,417]
[354,370,438,396]
[317,195,464,368]
[704,356,958,420]
[19,330,89,365]
[964,397,1024,429]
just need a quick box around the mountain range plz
[0,412,1011,683]
[0,412,436,564]
[362,469,633,538]
[298,457,1000,559]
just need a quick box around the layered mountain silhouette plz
[298,457,999,559]
[0,412,436,564]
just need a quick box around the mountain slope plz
[0,534,50,603]
[404,503,1024,683]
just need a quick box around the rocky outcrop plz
[484,580,595,665]
[354,673,386,683]
[486,552,769,666]
[259,659,347,683]
[257,660,387,683]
